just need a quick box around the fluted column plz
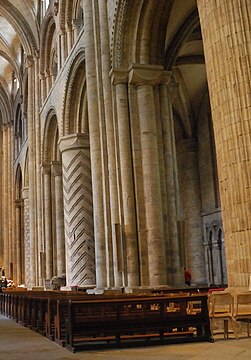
[42,163,53,279]
[197,0,251,287]
[160,72,182,284]
[59,133,95,286]
[111,70,139,287]
[51,161,65,276]
[129,64,166,286]
[177,138,206,284]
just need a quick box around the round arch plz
[62,48,87,136]
[42,108,59,163]
[0,0,38,56]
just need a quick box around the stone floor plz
[1,314,251,360]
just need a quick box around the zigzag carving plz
[64,194,93,215]
[65,158,92,178]
[68,225,94,243]
[68,229,94,251]
[72,267,96,284]
[64,214,93,233]
[65,205,93,228]
[65,222,94,241]
[71,259,96,278]
[62,148,95,285]
[70,251,95,271]
[71,242,95,260]
[65,208,93,227]
[62,151,91,172]
[63,171,92,193]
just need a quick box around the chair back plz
[234,293,251,317]
[209,292,233,317]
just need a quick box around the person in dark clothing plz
[184,267,192,286]
[1,277,7,288]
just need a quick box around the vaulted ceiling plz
[0,0,38,93]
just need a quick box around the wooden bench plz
[64,293,212,352]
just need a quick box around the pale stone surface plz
[59,134,95,286]
[0,0,250,294]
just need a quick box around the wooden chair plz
[232,293,251,338]
[208,291,237,339]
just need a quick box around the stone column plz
[83,0,107,288]
[96,0,124,288]
[45,69,52,94]
[8,126,14,277]
[111,70,139,287]
[197,0,251,287]
[22,187,30,285]
[129,64,167,286]
[177,139,206,284]
[40,72,46,104]
[41,163,53,279]
[59,133,95,286]
[160,72,182,284]
[27,56,37,286]
[2,126,9,274]
[51,161,65,276]
[15,199,22,285]
[59,30,67,66]
[66,23,73,54]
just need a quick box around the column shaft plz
[52,163,65,276]
[22,187,30,285]
[129,64,166,286]
[59,134,95,286]
[15,201,22,284]
[2,127,9,274]
[177,139,206,284]
[112,72,139,287]
[160,77,182,284]
[42,165,53,279]
[27,57,37,287]
[83,0,107,287]
[197,0,251,287]
[96,0,122,288]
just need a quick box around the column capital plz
[72,18,84,30]
[51,161,62,177]
[177,138,198,155]
[41,162,51,175]
[21,186,29,200]
[14,199,22,208]
[59,133,90,154]
[128,64,163,86]
[161,71,179,99]
[26,55,34,68]
[110,68,128,85]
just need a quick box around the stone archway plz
[42,111,65,283]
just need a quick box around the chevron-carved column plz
[59,133,95,286]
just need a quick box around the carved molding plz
[128,64,163,86]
